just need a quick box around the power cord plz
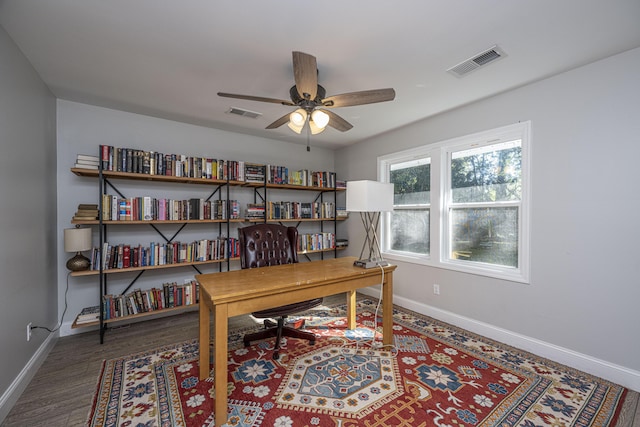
[338,262,397,358]
[30,271,70,335]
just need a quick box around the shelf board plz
[244,181,345,192]
[71,168,244,186]
[246,217,346,223]
[71,218,246,225]
[70,258,239,276]
[299,246,347,255]
[71,304,198,329]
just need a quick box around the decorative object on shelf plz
[64,226,92,271]
[346,180,394,268]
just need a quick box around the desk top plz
[195,256,396,304]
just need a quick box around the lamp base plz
[353,258,389,269]
[66,252,90,271]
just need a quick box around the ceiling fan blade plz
[218,92,294,106]
[292,52,318,100]
[322,88,396,108]
[265,113,291,129]
[323,109,353,132]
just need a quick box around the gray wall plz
[336,47,640,390]
[0,26,57,418]
[55,100,337,337]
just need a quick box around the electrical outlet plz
[27,322,32,341]
[433,284,440,295]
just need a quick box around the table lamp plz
[346,180,394,268]
[64,226,92,271]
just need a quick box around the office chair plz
[238,223,322,359]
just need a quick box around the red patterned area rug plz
[87,298,627,427]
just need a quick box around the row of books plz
[102,281,200,320]
[99,145,247,181]
[298,232,336,253]
[100,195,240,221]
[94,146,338,188]
[267,165,337,188]
[90,238,240,270]
[266,201,336,220]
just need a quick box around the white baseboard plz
[359,288,640,392]
[0,332,58,424]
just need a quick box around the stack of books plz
[245,203,265,220]
[73,203,99,221]
[74,154,100,169]
[75,306,100,325]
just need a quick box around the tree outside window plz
[389,158,430,256]
[448,140,521,268]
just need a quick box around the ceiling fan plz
[218,51,395,137]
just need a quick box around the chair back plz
[238,223,298,269]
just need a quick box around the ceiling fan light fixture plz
[287,120,304,134]
[311,109,329,129]
[309,120,326,135]
[290,109,307,127]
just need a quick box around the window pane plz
[391,209,429,255]
[451,140,521,203]
[391,160,430,205]
[450,207,518,267]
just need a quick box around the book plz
[74,163,99,169]
[75,305,100,324]
[77,154,100,162]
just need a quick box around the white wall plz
[0,26,57,421]
[336,47,640,390]
[55,100,337,337]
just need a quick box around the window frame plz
[384,154,432,262]
[378,121,531,283]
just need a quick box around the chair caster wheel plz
[273,352,280,360]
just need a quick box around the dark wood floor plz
[3,295,639,426]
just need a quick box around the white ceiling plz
[1,0,639,150]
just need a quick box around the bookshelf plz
[70,148,346,342]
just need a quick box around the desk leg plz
[382,272,394,346]
[346,290,356,330]
[214,303,229,427]
[199,298,210,380]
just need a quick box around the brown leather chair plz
[238,223,322,359]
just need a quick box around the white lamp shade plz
[289,109,307,126]
[346,180,394,212]
[309,120,326,135]
[64,227,92,252]
[311,109,329,129]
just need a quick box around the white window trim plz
[378,121,531,284]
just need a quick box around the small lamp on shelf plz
[64,226,92,271]
[346,180,394,268]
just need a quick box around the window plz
[389,157,430,257]
[379,122,530,283]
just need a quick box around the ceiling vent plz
[226,107,262,119]
[447,45,507,78]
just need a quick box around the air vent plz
[226,107,262,119]
[447,45,507,78]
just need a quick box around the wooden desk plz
[196,256,396,427]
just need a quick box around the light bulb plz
[311,109,329,129]
[289,109,307,126]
